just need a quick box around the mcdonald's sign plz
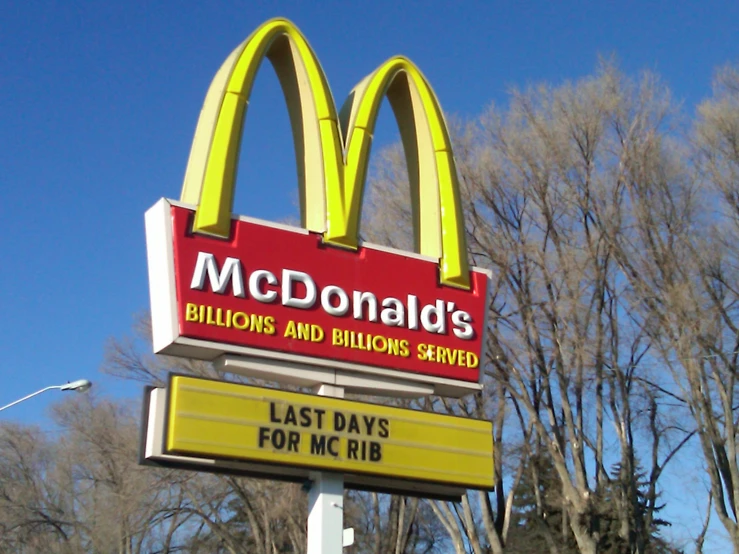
[145,19,490,396]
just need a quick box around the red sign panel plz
[151,202,489,384]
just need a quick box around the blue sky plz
[1,0,737,550]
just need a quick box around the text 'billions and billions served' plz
[185,303,479,367]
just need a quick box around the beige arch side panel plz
[180,18,341,236]
[181,43,244,206]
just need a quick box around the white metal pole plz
[307,384,344,554]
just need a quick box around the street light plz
[0,379,93,412]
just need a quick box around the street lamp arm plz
[0,386,63,412]
[0,379,93,413]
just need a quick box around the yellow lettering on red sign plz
[416,343,479,368]
[284,320,325,342]
[184,302,276,334]
[331,328,410,358]
[182,303,480,369]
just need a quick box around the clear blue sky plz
[1,0,737,550]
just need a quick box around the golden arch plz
[180,18,470,289]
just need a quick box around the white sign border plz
[146,198,491,398]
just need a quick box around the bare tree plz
[0,422,76,553]
[344,491,449,554]
[598,63,739,551]
[690,65,739,548]
[95,62,739,554]
[0,395,197,554]
[361,62,690,554]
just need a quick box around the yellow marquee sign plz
[163,375,494,491]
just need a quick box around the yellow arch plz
[326,56,469,288]
[180,18,338,235]
[180,18,470,289]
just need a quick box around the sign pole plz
[307,384,345,554]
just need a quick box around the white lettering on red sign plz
[189,251,475,340]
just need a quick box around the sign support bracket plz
[307,384,345,554]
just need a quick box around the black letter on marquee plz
[270,402,281,423]
[363,415,376,435]
[378,418,390,438]
[334,411,346,431]
[284,405,298,425]
[300,406,312,427]
[347,414,360,434]
[370,441,382,461]
[258,427,270,448]
[315,409,325,429]
[347,439,359,460]
[311,434,327,455]
[327,436,340,457]
[271,428,286,450]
